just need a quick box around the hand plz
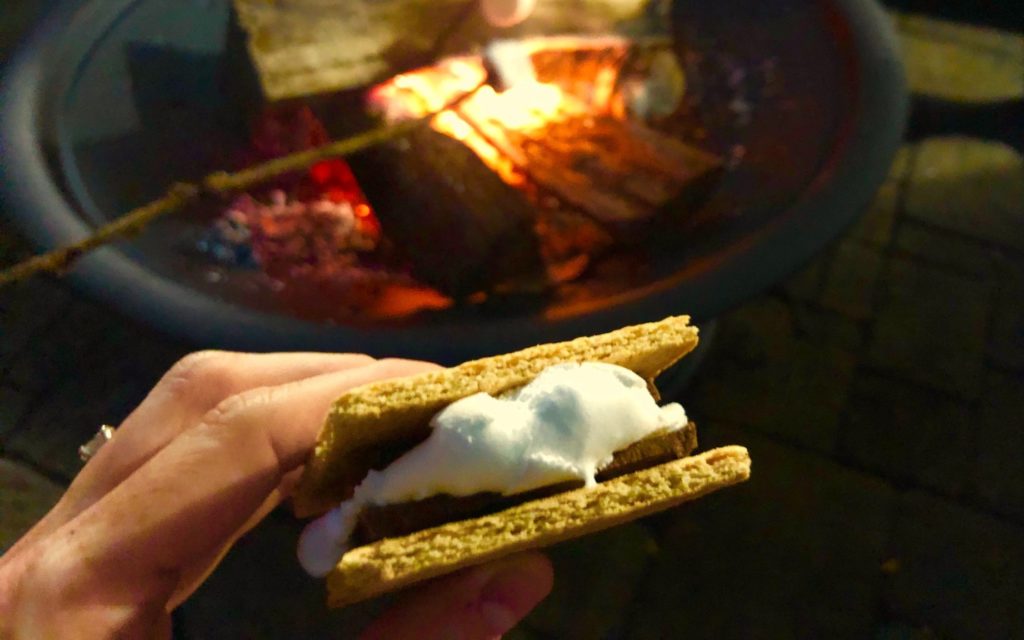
[0,352,553,639]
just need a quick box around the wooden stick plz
[0,185,201,286]
[0,82,484,288]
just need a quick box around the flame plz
[369,52,600,186]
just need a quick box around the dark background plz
[2,1,1022,638]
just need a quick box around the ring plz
[79,425,117,463]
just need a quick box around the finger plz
[12,360,439,635]
[12,353,375,557]
[361,553,554,640]
[82,352,378,497]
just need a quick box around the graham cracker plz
[326,446,751,607]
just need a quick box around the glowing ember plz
[198,105,454,322]
[221,190,381,276]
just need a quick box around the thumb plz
[361,552,554,640]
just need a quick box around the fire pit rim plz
[0,0,907,365]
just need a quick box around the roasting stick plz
[0,79,487,288]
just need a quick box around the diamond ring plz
[79,425,117,463]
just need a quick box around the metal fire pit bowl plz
[0,0,906,364]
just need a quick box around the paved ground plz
[1,7,1022,639]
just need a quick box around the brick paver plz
[840,376,974,498]
[2,297,117,394]
[819,241,886,320]
[883,492,1024,639]
[976,372,1024,521]
[847,146,913,247]
[904,138,1024,252]
[628,427,896,640]
[687,299,856,454]
[4,326,175,481]
[988,256,1024,370]
[896,12,1024,101]
[790,303,864,352]
[0,279,75,363]
[521,524,657,639]
[779,256,828,303]
[867,257,992,398]
[893,222,998,278]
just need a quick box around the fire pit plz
[0,0,906,364]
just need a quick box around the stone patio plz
[1,6,1022,639]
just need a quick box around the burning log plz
[368,45,722,232]
[355,37,722,292]
[487,114,722,227]
[350,125,547,298]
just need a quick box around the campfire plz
[369,37,720,226]
[203,35,723,321]
[367,40,619,187]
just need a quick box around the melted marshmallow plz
[298,362,687,576]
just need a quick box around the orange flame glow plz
[368,40,627,187]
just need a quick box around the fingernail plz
[480,601,517,636]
